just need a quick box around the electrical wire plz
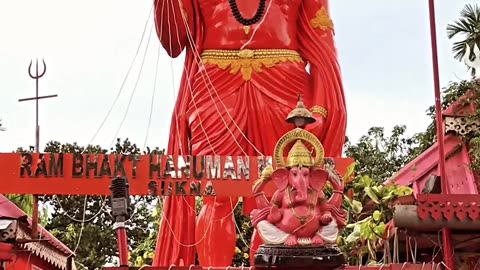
[54,195,107,223]
[142,45,161,150]
[73,196,88,253]
[83,5,154,152]
[109,23,155,149]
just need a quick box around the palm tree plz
[447,4,480,76]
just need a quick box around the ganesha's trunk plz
[295,177,309,202]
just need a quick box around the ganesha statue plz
[250,127,347,268]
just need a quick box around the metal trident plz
[19,59,58,152]
[28,58,47,80]
[18,59,58,240]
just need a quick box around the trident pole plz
[427,1,455,269]
[18,59,58,239]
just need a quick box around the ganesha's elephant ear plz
[309,169,329,191]
[271,168,289,190]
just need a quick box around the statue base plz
[254,245,345,269]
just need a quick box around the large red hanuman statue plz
[153,0,346,266]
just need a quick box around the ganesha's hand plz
[267,205,282,223]
[320,214,333,225]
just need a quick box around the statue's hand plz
[310,106,327,125]
[320,214,333,225]
[305,110,326,135]
[267,205,282,223]
[313,114,325,126]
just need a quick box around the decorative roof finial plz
[286,93,316,128]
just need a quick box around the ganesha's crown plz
[287,140,313,168]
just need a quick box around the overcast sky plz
[0,0,477,153]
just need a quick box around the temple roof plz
[0,195,75,269]
[442,91,476,117]
[386,90,480,194]
[386,134,478,194]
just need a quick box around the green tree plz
[341,126,419,265]
[411,79,473,156]
[5,194,33,215]
[232,201,254,266]
[447,4,480,75]
[344,125,420,184]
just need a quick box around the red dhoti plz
[154,47,346,266]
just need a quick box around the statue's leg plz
[190,66,246,266]
[154,196,196,266]
[196,196,239,266]
[316,222,339,244]
[256,220,291,245]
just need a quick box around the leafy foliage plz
[130,198,163,267]
[447,4,480,75]
[5,194,33,216]
[340,174,413,266]
[344,126,420,183]
[340,125,419,266]
[232,201,254,266]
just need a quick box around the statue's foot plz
[311,235,324,245]
[284,235,298,246]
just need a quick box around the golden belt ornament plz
[200,49,303,81]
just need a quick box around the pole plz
[115,224,129,266]
[35,60,40,153]
[19,59,58,239]
[427,1,455,269]
[33,60,40,240]
[110,176,131,266]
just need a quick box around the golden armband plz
[310,105,328,119]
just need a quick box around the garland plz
[228,0,266,26]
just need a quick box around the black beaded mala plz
[228,0,267,26]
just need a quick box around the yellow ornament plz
[286,140,313,168]
[310,7,334,31]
